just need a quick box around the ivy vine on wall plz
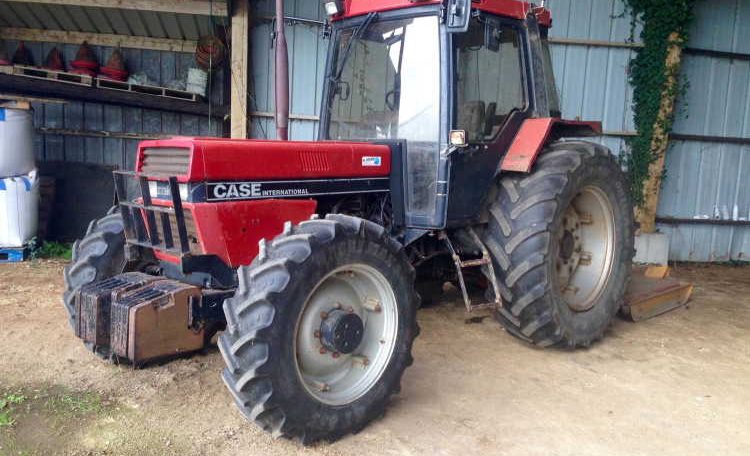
[622,0,696,206]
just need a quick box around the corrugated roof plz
[0,1,227,41]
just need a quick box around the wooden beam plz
[230,0,249,139]
[0,27,197,53]
[249,110,319,122]
[637,32,685,234]
[548,37,645,49]
[1,0,227,16]
[36,127,171,140]
[0,73,228,117]
[0,92,68,104]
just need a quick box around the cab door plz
[446,15,533,225]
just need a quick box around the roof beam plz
[1,0,227,17]
[0,27,197,52]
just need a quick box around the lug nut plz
[352,355,370,367]
[363,298,382,313]
[313,381,330,392]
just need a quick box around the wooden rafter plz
[1,0,227,16]
[0,27,197,52]
[230,0,249,139]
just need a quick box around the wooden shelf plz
[0,72,227,118]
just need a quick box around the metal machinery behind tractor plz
[63,0,635,443]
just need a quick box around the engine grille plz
[149,209,202,255]
[141,148,191,176]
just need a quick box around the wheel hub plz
[295,264,399,405]
[320,309,365,354]
[559,230,576,261]
[555,187,615,313]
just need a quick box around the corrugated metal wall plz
[249,0,327,140]
[247,0,748,262]
[547,0,638,157]
[6,40,225,170]
[656,0,750,261]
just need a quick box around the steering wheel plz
[385,89,400,111]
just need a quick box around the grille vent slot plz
[141,148,191,176]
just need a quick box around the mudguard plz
[500,118,602,173]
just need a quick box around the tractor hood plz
[135,137,392,183]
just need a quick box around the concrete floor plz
[0,262,748,455]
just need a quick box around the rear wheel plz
[482,141,634,348]
[219,215,419,443]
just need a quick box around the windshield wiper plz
[332,12,378,83]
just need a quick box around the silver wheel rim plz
[555,186,616,312]
[294,264,399,405]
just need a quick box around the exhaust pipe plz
[275,0,290,141]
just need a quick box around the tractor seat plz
[457,100,486,142]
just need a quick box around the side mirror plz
[445,0,471,33]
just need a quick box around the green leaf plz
[0,411,14,427]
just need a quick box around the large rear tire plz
[219,215,419,443]
[482,141,634,348]
[63,209,128,357]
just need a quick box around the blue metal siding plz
[655,0,750,261]
[249,0,326,140]
[547,0,638,157]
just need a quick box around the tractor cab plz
[320,0,561,229]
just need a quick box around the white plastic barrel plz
[0,107,35,177]
[0,168,39,247]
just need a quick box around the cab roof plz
[339,0,552,27]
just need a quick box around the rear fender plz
[499,118,602,173]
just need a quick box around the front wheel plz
[63,210,128,358]
[219,215,419,443]
[482,141,634,348]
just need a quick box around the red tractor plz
[64,0,634,443]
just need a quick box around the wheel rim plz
[555,186,616,312]
[295,264,399,405]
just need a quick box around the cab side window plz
[455,19,525,142]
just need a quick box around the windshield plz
[324,15,442,217]
[324,15,440,143]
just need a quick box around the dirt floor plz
[0,261,748,456]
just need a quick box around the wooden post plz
[637,32,685,234]
[230,0,250,139]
